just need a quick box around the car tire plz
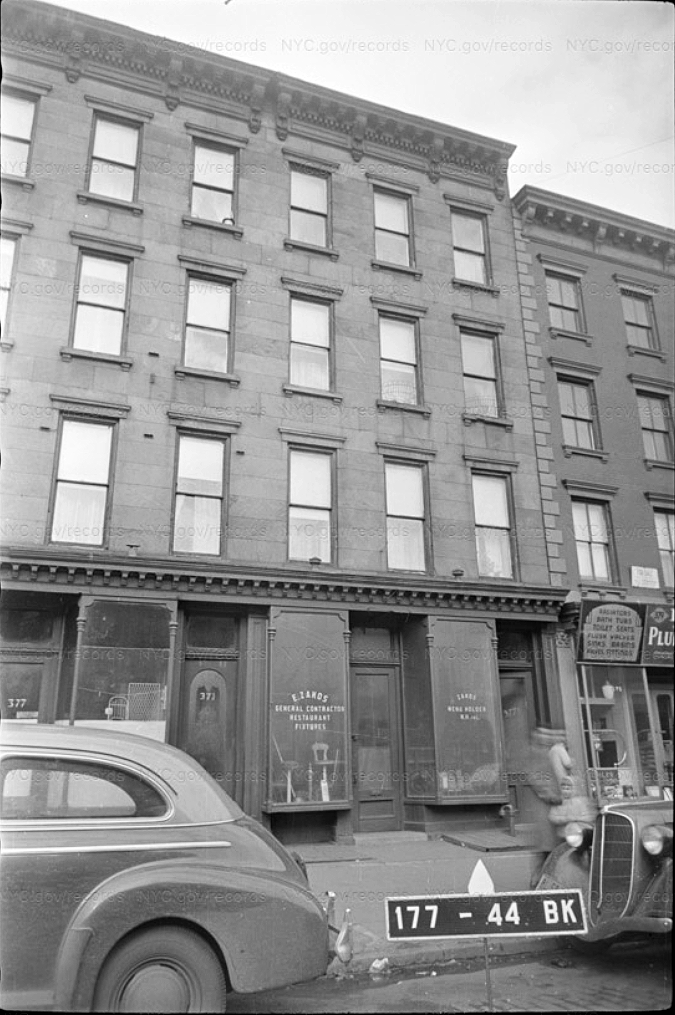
[93,926,227,1013]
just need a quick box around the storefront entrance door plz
[179,659,238,800]
[631,688,674,796]
[351,667,402,832]
[499,671,535,811]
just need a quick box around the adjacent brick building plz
[513,186,674,804]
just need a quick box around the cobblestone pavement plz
[228,940,671,1012]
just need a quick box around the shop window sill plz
[175,366,241,385]
[283,238,339,260]
[371,259,422,280]
[77,191,143,215]
[182,215,243,238]
[60,347,133,370]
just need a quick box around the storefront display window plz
[267,609,349,809]
[69,599,173,741]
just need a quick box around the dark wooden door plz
[351,667,402,832]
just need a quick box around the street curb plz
[331,921,563,976]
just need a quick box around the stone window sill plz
[284,238,339,260]
[283,384,343,403]
[378,399,431,418]
[562,445,608,461]
[463,412,513,430]
[182,215,243,238]
[77,191,143,215]
[627,344,665,361]
[2,173,35,190]
[644,458,674,471]
[550,327,593,345]
[371,260,422,280]
[174,366,241,385]
[451,277,500,296]
[60,347,133,370]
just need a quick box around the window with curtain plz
[51,420,114,546]
[290,297,331,390]
[173,435,225,555]
[385,462,425,570]
[472,474,513,578]
[288,450,332,562]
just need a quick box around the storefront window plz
[267,610,349,808]
[69,599,172,741]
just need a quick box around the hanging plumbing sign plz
[578,602,673,666]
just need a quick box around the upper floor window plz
[621,290,656,349]
[1,236,17,334]
[173,435,225,555]
[290,297,331,390]
[654,510,674,587]
[461,332,500,417]
[637,392,673,463]
[51,419,114,546]
[73,254,129,356]
[0,92,36,178]
[385,462,426,570]
[183,276,232,374]
[472,474,513,578]
[191,143,236,223]
[546,272,582,332]
[379,315,419,404]
[288,449,333,562]
[88,116,140,203]
[451,212,488,285]
[374,190,411,266]
[290,168,329,247]
[558,377,597,450]
[572,499,612,582]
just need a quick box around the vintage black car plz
[0,722,329,1012]
[537,797,673,951]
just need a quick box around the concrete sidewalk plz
[299,830,558,974]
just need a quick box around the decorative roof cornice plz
[0,547,566,617]
[3,0,514,198]
[514,186,675,269]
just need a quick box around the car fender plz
[54,859,328,1010]
[536,842,591,897]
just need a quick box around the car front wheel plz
[93,926,227,1013]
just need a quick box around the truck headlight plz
[640,824,673,856]
[565,821,593,850]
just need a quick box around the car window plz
[0,756,168,820]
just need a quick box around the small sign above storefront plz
[630,566,660,589]
[642,605,674,666]
[578,601,674,666]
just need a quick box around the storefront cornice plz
[0,548,567,615]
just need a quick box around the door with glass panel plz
[351,668,403,832]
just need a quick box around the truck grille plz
[590,812,634,921]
